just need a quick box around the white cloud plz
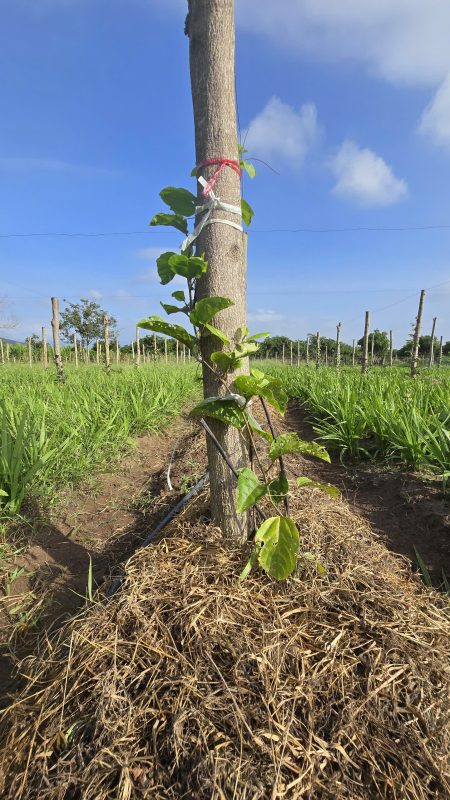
[245,97,321,168]
[418,73,450,151]
[134,246,175,260]
[237,1,450,89]
[327,140,408,206]
[88,289,103,300]
[248,308,284,323]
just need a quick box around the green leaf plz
[244,410,273,444]
[255,516,299,580]
[160,302,185,316]
[190,296,234,326]
[160,186,197,217]
[203,323,230,345]
[269,433,331,463]
[172,290,186,302]
[150,213,188,235]
[137,316,196,351]
[236,468,267,512]
[235,325,249,342]
[247,332,269,341]
[268,472,289,503]
[242,161,256,179]
[234,341,259,358]
[190,395,246,428]
[157,251,178,285]
[241,198,254,227]
[233,372,288,415]
[211,351,243,373]
[168,254,208,280]
[303,552,327,577]
[296,477,340,499]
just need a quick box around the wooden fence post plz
[115,337,119,365]
[316,332,320,369]
[325,344,328,366]
[136,327,141,367]
[428,316,437,367]
[389,330,393,367]
[96,339,100,365]
[164,338,168,362]
[290,342,293,366]
[42,326,48,368]
[362,311,370,374]
[176,340,179,363]
[0,338,4,366]
[73,332,78,368]
[437,336,443,368]
[370,333,374,366]
[336,321,341,369]
[306,335,310,365]
[51,297,65,382]
[297,340,300,367]
[6,343,10,362]
[352,339,356,367]
[411,289,425,379]
[104,315,110,373]
[28,337,32,368]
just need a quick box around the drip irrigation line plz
[105,471,209,600]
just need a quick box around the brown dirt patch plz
[0,415,207,706]
[282,403,450,586]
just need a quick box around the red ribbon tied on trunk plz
[196,158,242,197]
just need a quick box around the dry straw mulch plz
[0,491,449,800]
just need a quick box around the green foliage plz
[150,213,188,234]
[60,298,117,349]
[159,186,197,216]
[169,254,208,280]
[157,252,179,285]
[251,516,300,581]
[234,369,288,414]
[137,316,197,351]
[190,395,246,428]
[269,432,331,463]
[236,468,267,512]
[190,297,234,326]
[296,477,340,498]
[241,198,254,226]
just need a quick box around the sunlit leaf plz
[172,290,186,302]
[211,351,243,373]
[137,316,196,351]
[241,198,254,227]
[236,468,267,512]
[160,302,185,316]
[203,323,230,345]
[244,410,273,443]
[190,296,234,326]
[156,251,178,285]
[150,213,188,235]
[269,433,331,462]
[160,186,197,216]
[268,472,289,503]
[296,477,340,498]
[255,516,299,580]
[169,254,208,280]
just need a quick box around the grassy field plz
[0,363,199,515]
[265,363,450,473]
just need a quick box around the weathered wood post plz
[131,339,135,362]
[316,331,320,369]
[42,326,48,368]
[282,342,285,363]
[411,289,425,379]
[352,338,356,366]
[297,340,300,367]
[437,335,443,368]
[73,332,78,368]
[290,342,293,366]
[115,337,120,365]
[176,339,179,364]
[136,327,141,367]
[104,315,110,373]
[306,335,310,365]
[370,332,374,366]
[428,316,437,367]
[0,338,4,366]
[389,330,393,367]
[336,321,341,369]
[96,339,100,365]
[325,344,328,366]
[362,311,370,374]
[164,338,168,362]
[51,297,65,382]
[27,337,32,368]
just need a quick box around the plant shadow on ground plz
[284,402,450,586]
[0,418,206,707]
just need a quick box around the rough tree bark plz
[411,290,425,379]
[187,0,248,541]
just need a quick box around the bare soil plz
[0,414,207,705]
[283,403,450,585]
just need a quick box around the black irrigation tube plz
[105,416,268,602]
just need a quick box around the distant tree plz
[416,335,438,355]
[357,329,389,360]
[60,298,117,349]
[443,341,450,356]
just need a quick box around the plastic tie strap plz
[181,173,243,252]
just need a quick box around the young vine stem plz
[259,396,290,516]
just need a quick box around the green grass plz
[263,363,450,473]
[0,363,199,514]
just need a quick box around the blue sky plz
[1,0,450,347]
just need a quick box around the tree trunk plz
[411,290,425,379]
[428,316,436,367]
[362,311,370,374]
[187,0,248,541]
